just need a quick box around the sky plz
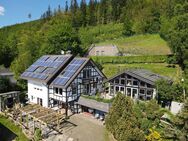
[0,0,89,28]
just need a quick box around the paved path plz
[45,113,105,141]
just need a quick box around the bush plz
[91,55,167,65]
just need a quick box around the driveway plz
[45,113,105,141]
[63,113,105,141]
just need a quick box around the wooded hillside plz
[0,0,187,89]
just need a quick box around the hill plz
[96,34,171,55]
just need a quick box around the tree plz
[65,1,68,13]
[28,13,32,19]
[174,99,188,140]
[11,31,37,88]
[88,0,96,26]
[155,79,173,106]
[106,93,145,141]
[0,76,11,93]
[163,99,188,140]
[80,0,87,26]
[46,5,52,18]
[39,22,82,56]
[123,16,134,36]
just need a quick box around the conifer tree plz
[88,0,96,26]
[65,1,68,13]
[80,0,87,26]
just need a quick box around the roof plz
[51,57,106,88]
[50,57,90,88]
[77,96,111,113]
[0,67,13,76]
[106,69,171,85]
[20,55,73,84]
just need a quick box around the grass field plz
[102,63,182,82]
[0,115,29,141]
[96,34,171,55]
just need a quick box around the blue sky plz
[0,0,89,28]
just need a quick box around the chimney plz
[61,50,65,55]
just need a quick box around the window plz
[96,51,100,56]
[140,89,145,94]
[59,88,62,95]
[115,79,119,84]
[121,79,125,85]
[140,81,145,87]
[133,80,138,86]
[31,96,34,100]
[72,86,77,95]
[147,90,153,96]
[120,87,124,92]
[55,88,58,94]
[127,88,131,96]
[115,86,119,92]
[83,69,91,78]
[127,80,132,86]
[101,51,104,56]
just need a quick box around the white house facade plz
[21,55,106,116]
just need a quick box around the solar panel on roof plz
[27,65,38,72]
[53,58,86,86]
[21,55,72,81]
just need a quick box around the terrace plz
[4,103,67,139]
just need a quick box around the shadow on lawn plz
[0,123,17,141]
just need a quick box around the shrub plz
[91,55,167,65]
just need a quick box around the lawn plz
[0,115,29,141]
[102,63,182,82]
[96,34,171,55]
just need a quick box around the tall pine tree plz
[88,0,96,26]
[80,0,87,26]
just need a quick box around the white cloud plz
[0,6,5,16]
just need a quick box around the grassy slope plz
[102,63,182,82]
[96,34,171,55]
[0,115,29,141]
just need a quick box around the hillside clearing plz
[96,34,171,55]
[102,63,182,82]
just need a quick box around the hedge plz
[91,55,168,64]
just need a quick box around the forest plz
[0,0,187,88]
[0,0,187,141]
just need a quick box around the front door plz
[37,98,43,106]
[132,89,138,99]
[126,88,138,99]
[84,84,90,94]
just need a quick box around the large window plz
[127,88,131,96]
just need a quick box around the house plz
[0,67,16,84]
[87,44,119,56]
[21,55,106,117]
[105,69,171,101]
